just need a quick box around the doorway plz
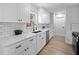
[54,11,66,36]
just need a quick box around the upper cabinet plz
[38,8,50,24]
[0,3,18,22]
[0,3,38,23]
[17,3,30,23]
[66,6,79,24]
[0,4,3,22]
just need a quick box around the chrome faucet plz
[33,23,37,32]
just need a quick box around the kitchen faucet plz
[33,23,37,32]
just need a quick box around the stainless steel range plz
[72,32,79,55]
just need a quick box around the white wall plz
[38,8,50,24]
[49,13,54,39]
[50,13,54,33]
[72,24,79,32]
[65,6,79,44]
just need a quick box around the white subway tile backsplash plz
[0,22,50,38]
[0,22,26,37]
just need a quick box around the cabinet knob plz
[25,49,27,51]
[27,48,28,49]
[24,48,28,51]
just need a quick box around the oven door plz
[72,35,77,54]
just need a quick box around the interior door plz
[54,12,65,36]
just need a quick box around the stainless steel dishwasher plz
[46,30,49,44]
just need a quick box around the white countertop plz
[0,33,36,47]
[41,28,50,32]
[0,28,50,47]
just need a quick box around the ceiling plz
[33,3,79,13]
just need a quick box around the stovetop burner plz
[72,32,79,38]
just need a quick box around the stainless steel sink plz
[32,30,42,33]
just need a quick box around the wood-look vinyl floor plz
[39,36,75,55]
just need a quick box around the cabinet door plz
[41,32,46,47]
[0,4,3,22]
[36,34,42,53]
[27,45,36,55]
[17,3,30,22]
[6,41,26,55]
[17,49,26,55]
[3,3,18,22]
[36,32,46,53]
[26,36,36,55]
[21,36,36,55]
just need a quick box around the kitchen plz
[0,3,79,55]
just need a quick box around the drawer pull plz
[25,49,27,51]
[16,45,22,49]
[30,39,33,41]
[42,38,44,39]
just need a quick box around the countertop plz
[0,28,50,47]
[0,33,36,47]
[40,28,50,32]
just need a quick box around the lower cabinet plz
[17,49,29,55]
[1,31,47,55]
[36,32,46,54]
[5,36,37,55]
[49,30,54,40]
[17,45,36,55]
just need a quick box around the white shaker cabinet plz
[66,6,79,24]
[0,4,3,22]
[17,3,38,23]
[41,32,46,48]
[1,36,37,55]
[36,32,46,53]
[0,3,29,22]
[17,3,30,23]
[0,3,38,23]
[3,4,18,22]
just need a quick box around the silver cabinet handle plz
[16,45,22,49]
[29,39,34,41]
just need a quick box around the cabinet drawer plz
[27,36,36,46]
[6,36,36,55]
[6,41,27,55]
[17,47,30,55]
